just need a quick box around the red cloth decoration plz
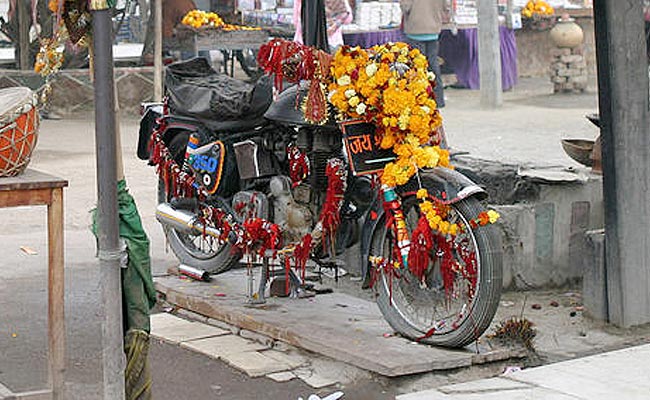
[437,235,456,300]
[317,158,347,256]
[293,234,312,281]
[258,39,333,124]
[407,215,434,283]
[302,80,329,125]
[287,145,310,188]
[235,218,282,258]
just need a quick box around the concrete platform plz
[154,268,526,377]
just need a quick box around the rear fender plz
[359,167,487,285]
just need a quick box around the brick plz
[569,61,587,69]
[571,46,584,55]
[557,68,582,77]
[551,62,567,71]
[568,75,588,85]
[551,47,571,57]
[552,75,568,84]
[560,54,583,63]
[554,82,574,92]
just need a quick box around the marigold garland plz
[327,42,447,187]
[521,0,554,18]
[181,10,261,31]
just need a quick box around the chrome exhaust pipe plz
[155,203,222,239]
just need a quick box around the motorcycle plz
[138,49,502,348]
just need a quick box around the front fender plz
[359,167,486,286]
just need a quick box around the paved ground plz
[398,343,650,399]
[1,76,647,399]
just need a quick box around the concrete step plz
[154,268,526,378]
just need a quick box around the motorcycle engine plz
[230,127,344,246]
[269,176,313,244]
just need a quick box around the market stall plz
[343,0,519,90]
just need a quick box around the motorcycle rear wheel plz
[371,193,502,348]
[157,133,240,274]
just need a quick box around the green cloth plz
[92,179,156,333]
[124,329,152,400]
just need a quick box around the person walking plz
[400,0,446,108]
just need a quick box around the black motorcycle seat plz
[165,57,273,132]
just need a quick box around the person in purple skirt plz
[400,0,446,108]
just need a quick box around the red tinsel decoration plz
[293,234,312,281]
[457,241,478,299]
[258,38,333,124]
[407,215,434,283]
[317,158,347,256]
[287,145,310,188]
[437,235,457,300]
[302,79,329,125]
[235,218,282,258]
[368,254,402,303]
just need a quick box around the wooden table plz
[0,169,68,400]
[167,28,269,76]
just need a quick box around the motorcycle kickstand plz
[288,268,309,298]
[247,255,269,305]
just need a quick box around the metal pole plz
[17,0,30,69]
[593,0,650,327]
[478,0,503,108]
[91,9,126,399]
[154,0,163,101]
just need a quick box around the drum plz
[0,87,39,177]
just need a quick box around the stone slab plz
[155,272,525,377]
[150,312,189,330]
[397,387,579,400]
[220,351,292,377]
[150,315,229,344]
[261,349,308,369]
[266,371,297,382]
[293,368,340,389]
[0,382,15,400]
[180,334,268,358]
[438,377,531,394]
[507,345,650,398]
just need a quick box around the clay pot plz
[550,16,584,48]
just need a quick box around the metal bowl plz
[561,138,595,167]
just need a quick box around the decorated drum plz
[0,87,39,177]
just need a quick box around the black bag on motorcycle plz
[164,58,272,131]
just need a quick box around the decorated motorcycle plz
[138,39,502,348]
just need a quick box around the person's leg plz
[425,40,444,108]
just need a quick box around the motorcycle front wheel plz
[157,132,240,274]
[371,192,502,348]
